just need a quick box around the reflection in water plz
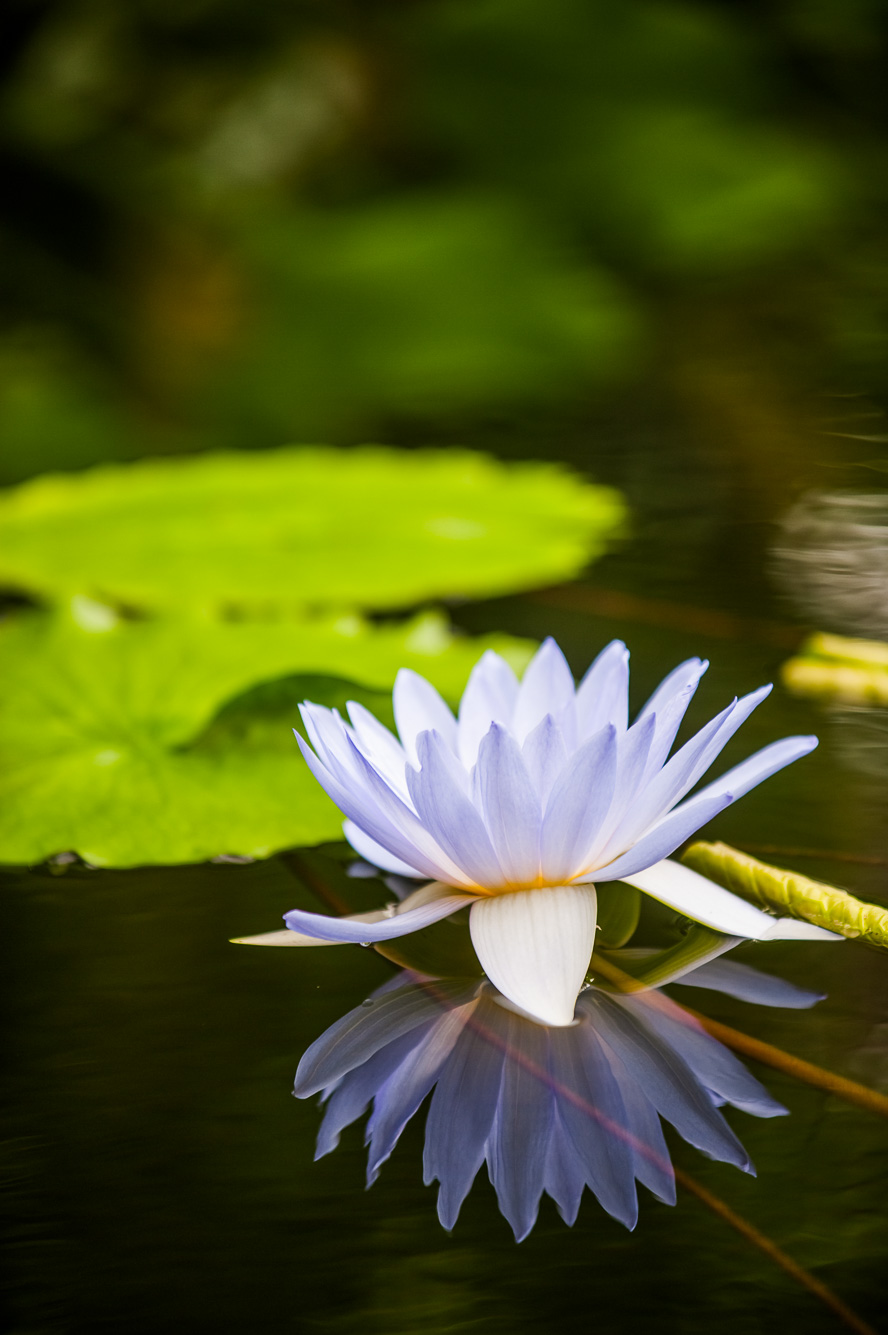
[294,962,820,1241]
[774,492,888,638]
[830,707,888,781]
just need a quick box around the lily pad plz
[0,607,535,868]
[0,446,625,614]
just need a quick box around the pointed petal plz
[393,669,458,765]
[549,1021,638,1228]
[612,859,802,937]
[588,992,752,1171]
[407,730,504,886]
[522,714,568,803]
[457,650,520,766]
[232,913,389,946]
[295,731,459,884]
[424,992,506,1228]
[683,734,819,809]
[486,1008,553,1240]
[315,1027,431,1158]
[539,724,617,882]
[469,884,597,1027]
[621,993,787,1118]
[345,700,411,798]
[671,958,825,1008]
[284,880,476,946]
[638,658,709,777]
[591,790,734,884]
[366,1007,468,1182]
[294,977,478,1097]
[576,641,629,737]
[476,723,542,885]
[342,819,425,878]
[512,638,576,744]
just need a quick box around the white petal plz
[617,859,837,939]
[576,640,629,737]
[457,650,520,766]
[475,723,542,884]
[512,637,576,743]
[393,669,458,765]
[345,701,411,799]
[469,884,597,1027]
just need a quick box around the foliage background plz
[2,0,888,493]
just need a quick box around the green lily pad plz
[0,445,625,614]
[0,606,535,868]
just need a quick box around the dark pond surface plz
[3,416,888,1334]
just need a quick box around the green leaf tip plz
[681,841,888,949]
[782,632,888,706]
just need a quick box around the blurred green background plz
[2,0,888,488]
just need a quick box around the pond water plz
[3,416,887,1334]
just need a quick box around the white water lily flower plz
[285,639,840,1025]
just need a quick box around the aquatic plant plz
[293,959,821,1241]
[284,638,840,1026]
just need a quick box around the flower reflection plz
[293,960,821,1241]
[285,637,833,1027]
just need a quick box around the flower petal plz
[590,790,734,883]
[682,734,819,809]
[366,1006,469,1183]
[587,991,752,1171]
[521,714,568,803]
[469,884,597,1026]
[424,992,507,1229]
[611,858,832,938]
[638,658,709,777]
[486,1007,553,1240]
[457,650,520,766]
[345,700,411,798]
[476,722,542,884]
[406,730,504,886]
[670,959,825,1008]
[342,819,425,878]
[293,976,477,1096]
[393,669,458,765]
[576,640,629,737]
[232,912,390,946]
[539,724,617,882]
[295,731,462,884]
[284,880,476,946]
[511,637,576,744]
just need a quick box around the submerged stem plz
[674,1169,878,1335]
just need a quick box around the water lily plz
[286,638,839,1025]
[293,957,822,1241]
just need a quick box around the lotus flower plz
[293,957,822,1241]
[286,639,839,1025]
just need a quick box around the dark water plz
[3,418,888,1333]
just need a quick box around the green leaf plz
[782,631,888,706]
[0,607,535,868]
[681,840,888,949]
[0,445,625,615]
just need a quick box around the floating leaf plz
[0,446,625,615]
[782,631,888,706]
[0,608,535,868]
[681,841,888,949]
